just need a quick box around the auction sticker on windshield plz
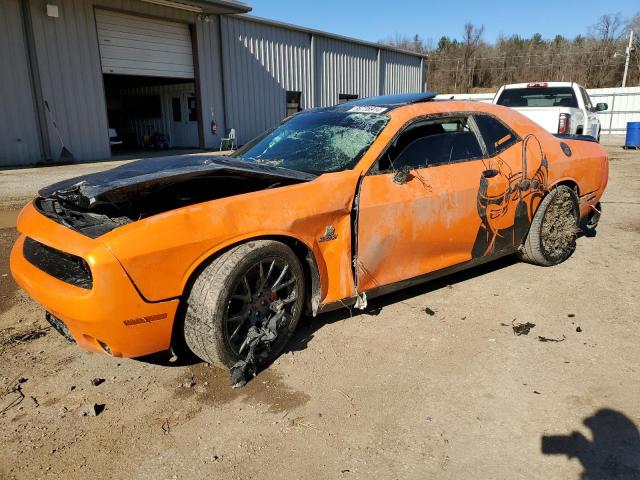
[347,106,388,114]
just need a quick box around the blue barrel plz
[625,122,640,148]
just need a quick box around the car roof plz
[316,92,438,113]
[298,95,537,137]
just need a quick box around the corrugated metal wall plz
[195,15,226,149]
[28,0,111,162]
[314,36,379,107]
[25,0,197,164]
[220,16,312,144]
[380,50,423,95]
[3,4,426,166]
[0,0,43,166]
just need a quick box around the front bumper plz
[10,203,179,358]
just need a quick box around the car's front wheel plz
[518,185,579,266]
[183,240,305,368]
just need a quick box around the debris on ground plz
[0,378,26,415]
[511,320,536,336]
[2,327,49,346]
[576,326,582,333]
[161,419,171,435]
[425,307,436,316]
[177,377,196,388]
[90,378,105,387]
[80,404,105,417]
[538,335,566,343]
[568,313,576,318]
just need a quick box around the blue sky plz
[248,0,638,44]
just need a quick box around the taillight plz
[558,113,571,134]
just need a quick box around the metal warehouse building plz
[0,0,427,167]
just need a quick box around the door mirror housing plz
[393,166,413,185]
[595,103,608,112]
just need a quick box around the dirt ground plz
[0,140,638,479]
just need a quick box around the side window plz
[380,116,483,171]
[338,93,358,104]
[474,114,517,156]
[286,91,302,117]
[580,87,593,110]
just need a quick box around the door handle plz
[482,169,499,179]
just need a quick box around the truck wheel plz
[183,240,305,368]
[518,186,579,266]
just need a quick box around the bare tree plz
[461,23,485,90]
[588,14,626,86]
[379,11,638,91]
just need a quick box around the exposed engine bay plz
[35,155,316,238]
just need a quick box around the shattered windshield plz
[231,110,389,174]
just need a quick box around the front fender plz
[102,171,360,303]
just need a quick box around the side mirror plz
[393,166,413,185]
[595,103,608,112]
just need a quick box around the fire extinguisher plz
[210,119,217,136]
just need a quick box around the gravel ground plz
[0,139,638,479]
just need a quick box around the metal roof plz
[231,14,429,60]
[147,0,251,14]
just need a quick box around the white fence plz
[436,86,640,135]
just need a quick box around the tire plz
[183,240,305,368]
[518,186,579,266]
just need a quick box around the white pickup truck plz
[493,82,608,141]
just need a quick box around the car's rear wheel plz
[183,240,305,368]
[518,185,579,266]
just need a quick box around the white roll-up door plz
[96,9,194,79]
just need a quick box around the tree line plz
[381,13,640,93]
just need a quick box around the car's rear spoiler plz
[553,133,598,143]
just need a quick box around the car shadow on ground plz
[542,408,640,479]
[283,254,519,355]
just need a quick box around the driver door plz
[356,115,491,291]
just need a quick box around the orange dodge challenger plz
[11,93,608,383]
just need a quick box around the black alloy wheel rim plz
[223,257,300,355]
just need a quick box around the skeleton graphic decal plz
[472,134,548,258]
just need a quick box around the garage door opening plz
[96,9,202,156]
[104,74,200,154]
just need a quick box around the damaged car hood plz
[34,154,318,239]
[39,154,317,209]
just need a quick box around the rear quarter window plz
[474,114,518,156]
